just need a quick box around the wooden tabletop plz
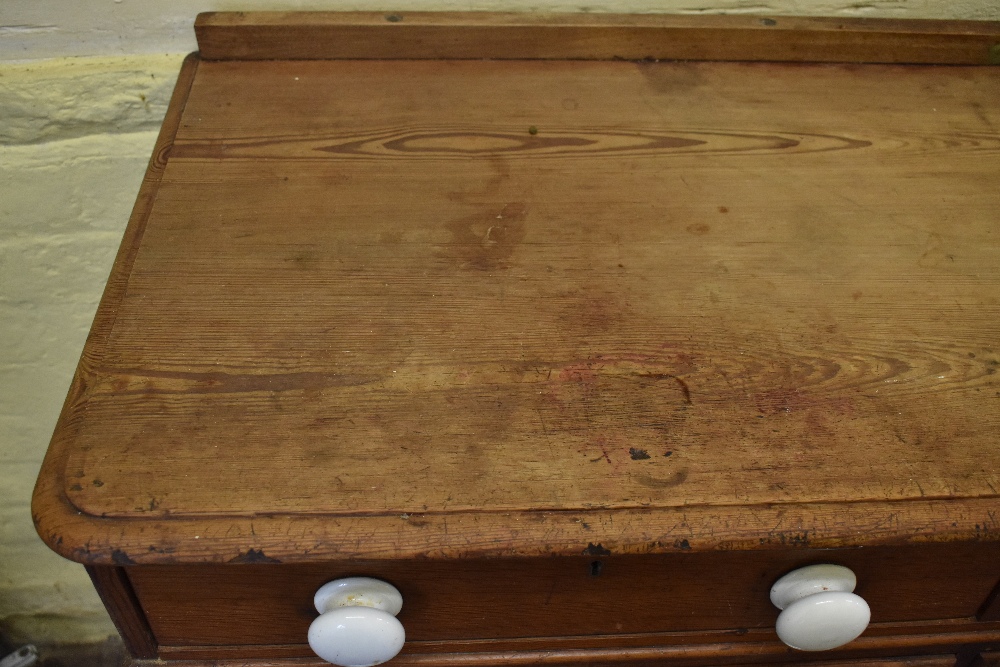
[33,13,1000,564]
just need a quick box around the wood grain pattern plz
[30,55,203,562]
[86,566,157,659]
[194,12,1000,65]
[33,38,1000,573]
[128,543,1000,647]
[34,56,1000,564]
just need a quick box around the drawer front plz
[129,542,1000,649]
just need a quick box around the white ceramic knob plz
[308,577,405,667]
[770,564,870,651]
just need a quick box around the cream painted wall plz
[1,55,184,646]
[2,0,998,60]
[0,0,997,650]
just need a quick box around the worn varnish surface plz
[33,47,1000,564]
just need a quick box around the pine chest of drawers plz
[32,11,1000,667]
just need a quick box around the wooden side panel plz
[194,12,1000,64]
[978,577,1000,622]
[86,566,157,659]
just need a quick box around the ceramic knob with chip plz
[308,577,405,667]
[770,564,870,651]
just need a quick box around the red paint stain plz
[558,363,602,384]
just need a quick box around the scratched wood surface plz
[32,31,1000,564]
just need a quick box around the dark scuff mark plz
[629,448,651,460]
[590,444,613,465]
[229,548,282,564]
[443,202,528,271]
[111,549,137,565]
[69,484,83,492]
[776,531,810,547]
[663,451,673,457]
[674,538,691,550]
[583,542,612,556]
[147,545,174,554]
[674,377,692,404]
[638,373,692,404]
